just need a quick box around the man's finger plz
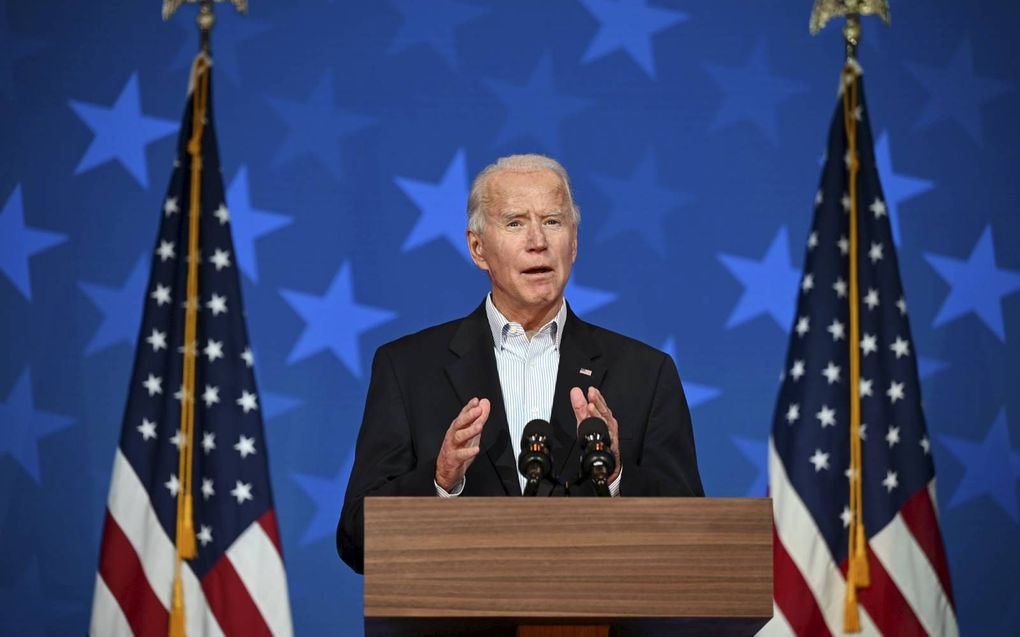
[570,387,588,424]
[453,419,485,444]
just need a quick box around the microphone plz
[577,417,615,497]
[518,419,553,496]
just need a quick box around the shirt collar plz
[485,294,566,350]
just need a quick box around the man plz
[337,154,703,574]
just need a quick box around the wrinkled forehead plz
[483,168,569,214]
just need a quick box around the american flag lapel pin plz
[579,368,592,376]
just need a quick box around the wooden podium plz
[363,497,772,637]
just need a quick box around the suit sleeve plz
[619,353,705,497]
[337,346,438,574]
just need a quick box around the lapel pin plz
[579,368,592,376]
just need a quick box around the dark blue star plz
[68,73,178,188]
[0,370,75,483]
[79,256,148,355]
[924,226,1020,341]
[874,132,934,247]
[226,166,293,283]
[731,435,768,497]
[487,55,591,154]
[170,9,271,85]
[661,337,721,409]
[266,73,375,180]
[576,0,687,78]
[0,9,46,100]
[263,391,303,421]
[592,151,690,257]
[906,37,1011,145]
[387,0,487,68]
[0,186,67,301]
[939,408,1020,522]
[292,452,355,546]
[565,278,616,316]
[281,261,398,378]
[718,226,800,332]
[704,39,809,146]
[396,148,471,262]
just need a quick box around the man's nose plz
[526,222,549,250]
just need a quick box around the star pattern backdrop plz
[0,1,1018,635]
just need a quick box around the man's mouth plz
[522,266,554,275]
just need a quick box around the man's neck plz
[490,295,562,337]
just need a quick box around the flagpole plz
[809,0,891,632]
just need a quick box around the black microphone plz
[577,417,615,497]
[518,419,553,496]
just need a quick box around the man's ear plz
[467,230,488,271]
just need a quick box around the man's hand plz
[435,397,490,492]
[570,386,621,482]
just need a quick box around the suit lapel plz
[444,302,518,495]
[550,307,605,484]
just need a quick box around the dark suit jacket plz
[337,301,704,573]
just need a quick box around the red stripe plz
[899,486,956,607]
[97,510,169,636]
[838,549,928,637]
[257,509,284,555]
[201,553,273,637]
[773,525,832,637]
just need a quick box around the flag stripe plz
[97,511,169,636]
[770,440,882,636]
[900,483,956,606]
[870,512,959,636]
[202,555,274,637]
[772,525,831,637]
[89,573,136,637]
[258,509,284,554]
[849,548,928,636]
[226,514,294,637]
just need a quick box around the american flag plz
[764,62,957,636]
[88,55,293,636]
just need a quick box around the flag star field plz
[0,1,1018,635]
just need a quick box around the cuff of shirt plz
[609,468,622,497]
[435,478,465,497]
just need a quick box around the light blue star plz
[0,10,46,99]
[873,132,934,247]
[79,256,148,355]
[718,226,800,332]
[939,408,1020,522]
[924,226,1020,341]
[388,0,486,68]
[226,166,293,283]
[68,73,178,188]
[918,356,949,380]
[171,10,271,84]
[487,55,591,153]
[266,73,375,180]
[395,148,471,262]
[592,151,690,257]
[292,452,355,546]
[565,278,616,316]
[731,435,768,497]
[661,337,721,409]
[577,0,687,78]
[281,261,398,378]
[906,37,1011,145]
[0,370,75,483]
[0,186,67,301]
[263,391,303,420]
[704,39,809,146]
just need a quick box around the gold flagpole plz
[809,1,891,632]
[160,2,246,635]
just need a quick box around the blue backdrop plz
[1,1,1018,635]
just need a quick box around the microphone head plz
[577,417,610,443]
[520,418,553,446]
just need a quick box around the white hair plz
[466,154,581,234]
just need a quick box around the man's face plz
[467,168,577,323]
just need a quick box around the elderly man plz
[337,154,703,574]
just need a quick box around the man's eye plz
[545,218,562,226]
[507,220,522,228]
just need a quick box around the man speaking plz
[337,154,703,574]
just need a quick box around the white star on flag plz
[795,316,810,337]
[207,293,228,316]
[790,360,805,381]
[822,361,841,384]
[201,477,215,499]
[809,449,830,472]
[886,426,901,448]
[786,403,800,424]
[837,235,849,255]
[137,418,157,441]
[204,339,224,362]
[230,480,253,504]
[197,525,213,547]
[890,336,911,359]
[868,241,884,263]
[146,329,167,352]
[869,198,887,218]
[841,506,852,527]
[896,297,907,315]
[202,431,216,453]
[210,248,231,271]
[801,273,815,293]
[165,474,180,496]
[143,374,162,396]
[808,231,819,249]
[859,378,873,397]
[833,277,848,298]
[827,319,846,341]
[864,288,880,310]
[241,347,254,368]
[816,405,836,428]
[214,203,230,224]
[887,381,905,404]
[860,333,878,356]
[882,470,899,493]
[156,240,176,262]
[237,390,258,413]
[150,283,172,306]
[170,429,186,449]
[163,197,179,216]
[202,384,220,408]
[234,435,257,458]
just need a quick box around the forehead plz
[484,168,568,214]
